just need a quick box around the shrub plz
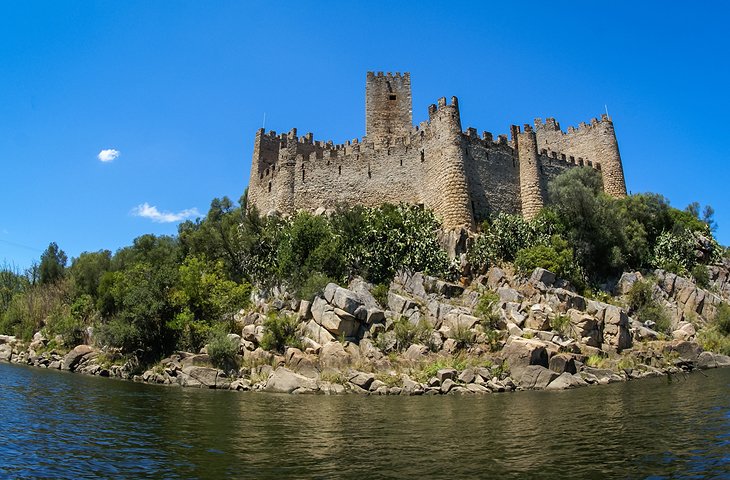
[514,235,585,290]
[206,327,239,370]
[393,316,431,351]
[260,312,302,353]
[473,291,500,329]
[697,328,730,356]
[650,229,699,275]
[627,279,655,312]
[371,283,389,309]
[95,317,142,352]
[550,314,572,337]
[691,265,710,289]
[468,213,548,269]
[585,354,607,368]
[636,304,671,334]
[451,322,475,351]
[715,303,730,336]
[297,272,332,301]
[333,203,454,284]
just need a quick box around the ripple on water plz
[0,363,729,479]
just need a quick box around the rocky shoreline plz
[2,266,730,396]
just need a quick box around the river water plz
[0,362,728,479]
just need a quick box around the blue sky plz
[2,1,729,269]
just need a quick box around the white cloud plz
[98,149,120,162]
[131,203,200,223]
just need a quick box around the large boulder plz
[502,336,548,379]
[319,341,351,369]
[516,365,558,390]
[387,292,417,315]
[697,351,730,369]
[318,310,359,338]
[616,272,643,296]
[549,353,577,374]
[530,268,556,288]
[285,348,319,378]
[567,309,601,347]
[264,367,318,393]
[62,345,94,371]
[178,366,219,388]
[332,286,364,316]
[664,340,702,363]
[603,305,632,351]
[545,372,588,390]
[0,344,12,362]
[303,320,335,345]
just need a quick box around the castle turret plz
[422,96,474,230]
[516,124,544,219]
[365,72,412,144]
[593,115,627,197]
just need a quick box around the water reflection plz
[0,362,728,479]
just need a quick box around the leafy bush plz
[550,314,572,337]
[697,328,730,356]
[627,279,655,312]
[393,316,432,351]
[651,229,699,275]
[297,272,332,301]
[450,322,475,351]
[715,303,730,336]
[514,235,585,290]
[277,212,344,289]
[691,265,710,289]
[206,327,239,370]
[332,204,454,284]
[627,279,671,333]
[468,213,550,269]
[95,317,142,352]
[474,291,500,329]
[371,283,389,308]
[636,304,671,334]
[260,312,302,353]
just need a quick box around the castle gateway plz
[247,72,626,230]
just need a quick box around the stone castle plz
[247,72,627,230]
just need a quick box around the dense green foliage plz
[470,167,723,287]
[627,279,671,334]
[260,312,302,353]
[0,196,454,365]
[1,168,727,366]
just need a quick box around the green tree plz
[39,242,67,285]
[168,256,250,351]
[69,250,111,298]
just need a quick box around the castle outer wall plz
[246,72,627,230]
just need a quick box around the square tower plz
[365,72,412,142]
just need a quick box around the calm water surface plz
[0,362,728,479]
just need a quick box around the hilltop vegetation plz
[0,168,727,368]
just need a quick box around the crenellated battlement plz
[247,72,627,229]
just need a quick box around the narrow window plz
[268,181,271,192]
[302,169,305,181]
[368,165,372,179]
[389,94,396,101]
[338,165,342,175]
[400,158,403,166]
[420,150,425,162]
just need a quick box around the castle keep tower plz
[246,72,628,231]
[515,125,544,219]
[365,72,412,144]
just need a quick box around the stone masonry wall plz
[246,73,624,230]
